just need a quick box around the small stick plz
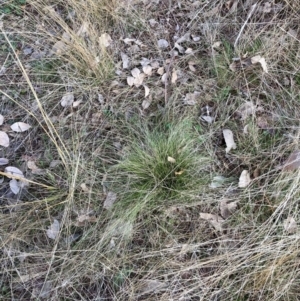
[234,3,257,51]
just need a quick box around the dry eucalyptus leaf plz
[138,280,166,295]
[0,131,9,147]
[27,161,44,175]
[284,216,297,234]
[238,170,251,188]
[61,93,74,107]
[143,65,152,75]
[251,55,268,73]
[167,156,176,163]
[199,213,224,231]
[103,191,117,209]
[76,214,97,226]
[161,73,167,83]
[76,21,89,37]
[157,39,169,49]
[52,40,68,54]
[73,100,82,108]
[99,33,112,48]
[151,61,160,69]
[123,38,136,44]
[237,101,256,120]
[142,100,151,110]
[157,67,164,75]
[46,219,60,240]
[127,76,135,86]
[0,158,8,165]
[80,183,90,193]
[50,160,62,168]
[185,48,194,54]
[133,73,145,87]
[144,85,150,97]
[171,70,178,84]
[223,129,236,153]
[11,122,31,132]
[220,200,237,219]
[10,179,20,194]
[131,68,141,78]
[183,91,201,105]
[201,116,214,124]
[0,114,4,125]
[282,150,300,172]
[121,52,130,69]
[209,176,227,189]
[5,166,24,178]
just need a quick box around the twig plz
[234,3,257,51]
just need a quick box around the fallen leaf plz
[212,41,222,48]
[133,73,145,87]
[9,179,20,194]
[27,161,44,175]
[174,42,185,54]
[237,101,256,120]
[80,183,90,193]
[131,67,141,78]
[161,73,168,83]
[11,122,31,132]
[52,40,68,54]
[0,158,9,165]
[143,65,152,75]
[99,33,112,48]
[138,279,166,295]
[76,214,97,226]
[201,116,214,123]
[220,200,237,219]
[73,100,82,108]
[209,176,227,189]
[49,160,62,168]
[157,39,169,49]
[103,191,117,209]
[144,85,150,97]
[223,129,237,153]
[171,70,178,84]
[123,38,136,44]
[0,114,4,125]
[157,67,164,75]
[98,93,105,104]
[76,21,89,37]
[151,61,160,69]
[149,19,158,27]
[127,76,135,86]
[140,57,151,66]
[185,48,194,54]
[46,219,60,240]
[167,156,176,163]
[142,100,151,110]
[283,216,297,234]
[251,55,268,73]
[238,170,251,188]
[282,150,300,172]
[0,131,9,147]
[121,52,130,69]
[199,213,224,231]
[5,166,24,179]
[183,91,201,105]
[61,93,74,107]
